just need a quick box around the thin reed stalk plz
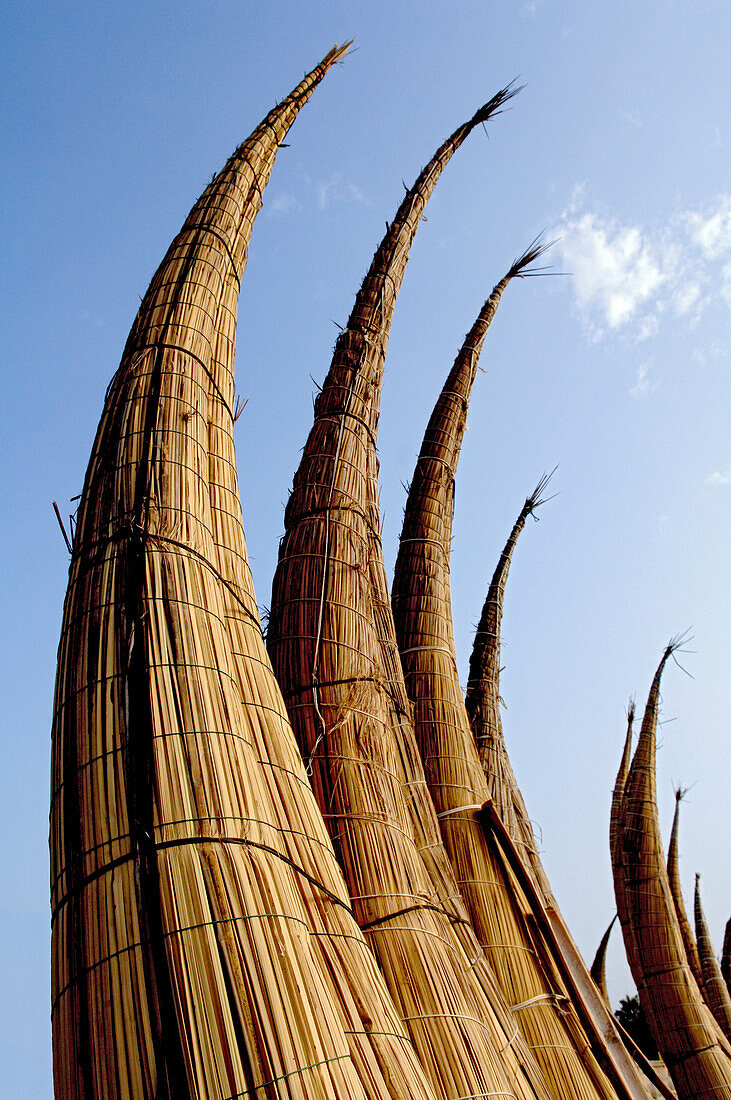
[695,875,731,1040]
[464,472,554,889]
[51,46,437,1100]
[269,93,556,1100]
[666,787,704,991]
[723,918,731,998]
[590,917,617,1007]
[613,640,731,1100]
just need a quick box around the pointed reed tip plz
[627,696,636,723]
[320,41,353,68]
[524,466,558,516]
[506,232,558,280]
[471,79,525,128]
[662,628,694,679]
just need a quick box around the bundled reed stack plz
[612,641,731,1100]
[464,474,554,890]
[666,788,704,992]
[590,917,617,1008]
[695,876,731,1040]
[194,48,445,1100]
[269,94,556,1100]
[390,258,657,1100]
[50,47,439,1100]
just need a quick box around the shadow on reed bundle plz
[51,45,440,1100]
[666,788,704,993]
[390,256,656,1100]
[269,91,557,1100]
[612,640,731,1100]
[695,875,731,1040]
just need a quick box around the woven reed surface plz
[51,46,437,1100]
[695,876,731,1040]
[269,97,556,1100]
[195,52,446,1100]
[613,646,731,1099]
[666,791,704,993]
[390,276,629,1100]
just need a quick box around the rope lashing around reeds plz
[221,1052,354,1099]
[510,994,572,1016]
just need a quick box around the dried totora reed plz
[590,916,617,1007]
[269,91,556,1100]
[695,875,731,1040]
[51,45,437,1100]
[723,917,731,999]
[391,253,652,1100]
[613,640,731,1100]
[666,787,704,992]
[465,471,555,889]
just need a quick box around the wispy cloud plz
[629,360,654,397]
[622,109,643,128]
[684,194,731,259]
[317,175,368,211]
[554,191,731,342]
[265,176,368,216]
[266,192,301,217]
[706,467,731,486]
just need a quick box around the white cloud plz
[706,467,731,486]
[558,213,672,330]
[554,190,731,342]
[317,175,368,211]
[622,109,643,128]
[684,195,731,259]
[629,360,654,397]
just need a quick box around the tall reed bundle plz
[611,704,635,872]
[695,876,731,1040]
[666,788,704,992]
[269,93,555,1100]
[464,473,554,888]
[51,46,438,1100]
[192,48,452,1100]
[462,500,660,1100]
[590,917,617,1007]
[390,255,658,1100]
[723,919,731,998]
[612,641,731,1100]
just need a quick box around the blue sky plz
[1,2,729,1092]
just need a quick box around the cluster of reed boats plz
[51,44,731,1099]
